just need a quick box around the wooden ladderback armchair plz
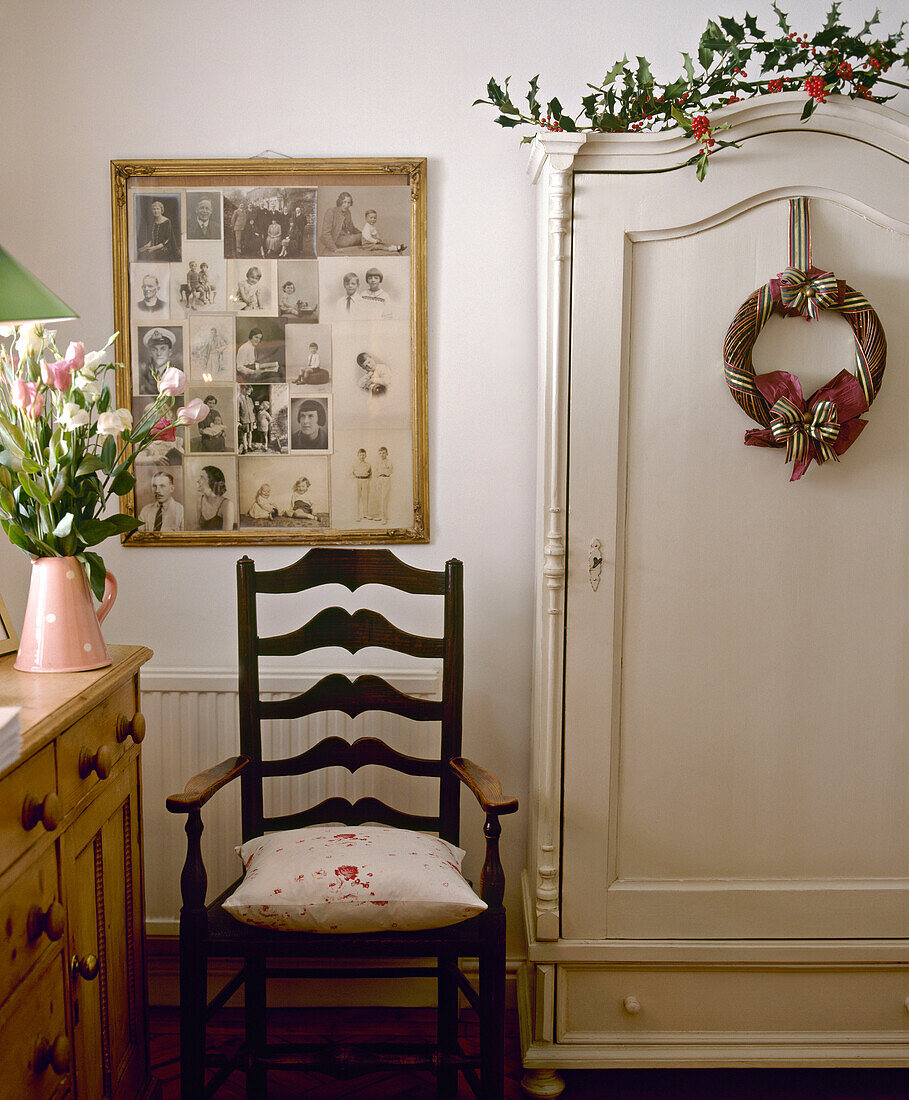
[166,549,518,1099]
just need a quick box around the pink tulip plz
[157,366,186,396]
[176,398,209,425]
[41,357,75,392]
[11,378,45,419]
[151,417,177,442]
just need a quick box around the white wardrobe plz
[519,94,909,1097]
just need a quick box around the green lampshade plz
[0,245,78,325]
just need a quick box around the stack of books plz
[0,706,22,771]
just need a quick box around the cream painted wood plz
[521,95,909,1085]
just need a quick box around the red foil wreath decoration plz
[724,198,887,481]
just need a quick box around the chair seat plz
[204,881,496,957]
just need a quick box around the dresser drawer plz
[0,846,64,1007]
[56,680,138,814]
[0,949,70,1099]
[557,965,909,1041]
[0,746,58,877]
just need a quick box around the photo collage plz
[126,179,414,535]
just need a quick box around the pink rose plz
[176,398,209,425]
[64,342,85,371]
[41,358,75,392]
[151,416,177,442]
[11,379,44,419]
[157,366,186,396]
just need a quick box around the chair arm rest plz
[450,757,518,816]
[166,755,250,814]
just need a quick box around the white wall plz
[2,0,905,955]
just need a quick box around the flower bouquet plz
[0,322,208,670]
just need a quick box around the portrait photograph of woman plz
[183,456,238,532]
[316,185,410,256]
[134,193,182,262]
[185,385,235,453]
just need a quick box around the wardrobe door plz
[562,132,909,941]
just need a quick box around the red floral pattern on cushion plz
[222,825,486,933]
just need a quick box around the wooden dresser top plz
[0,644,152,777]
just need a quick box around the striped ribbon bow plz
[769,396,840,465]
[778,267,839,320]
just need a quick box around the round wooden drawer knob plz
[79,743,114,781]
[33,1034,71,1075]
[116,711,146,745]
[26,900,65,943]
[622,995,642,1015]
[21,791,60,832]
[71,953,99,981]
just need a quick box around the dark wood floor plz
[149,1006,908,1098]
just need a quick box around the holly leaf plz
[526,75,541,120]
[495,115,522,127]
[699,43,715,69]
[547,97,563,118]
[743,12,764,38]
[602,55,629,85]
[771,2,791,33]
[671,105,692,131]
[636,56,653,87]
[696,150,710,181]
[801,98,817,120]
[719,16,745,42]
[682,51,696,82]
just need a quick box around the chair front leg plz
[479,909,506,1100]
[245,955,267,1099]
[437,951,459,1097]
[179,810,208,1098]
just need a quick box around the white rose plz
[83,350,104,371]
[73,376,101,402]
[59,402,90,432]
[97,408,132,436]
[0,324,15,338]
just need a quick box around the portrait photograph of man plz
[136,325,184,396]
[131,265,170,317]
[185,190,222,240]
[135,466,185,532]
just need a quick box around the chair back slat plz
[263,797,438,833]
[237,553,464,845]
[259,607,444,659]
[259,736,443,779]
[254,548,446,595]
[260,675,443,722]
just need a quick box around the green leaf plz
[681,52,696,83]
[79,551,107,601]
[719,16,745,42]
[558,115,577,132]
[52,513,74,538]
[801,97,817,120]
[636,56,653,87]
[1,517,32,553]
[17,475,50,507]
[824,2,843,30]
[526,75,541,120]
[602,55,629,85]
[0,484,15,515]
[101,435,116,469]
[696,151,710,181]
[771,2,791,33]
[495,115,521,127]
[49,471,67,503]
[110,469,136,496]
[743,12,763,38]
[547,97,562,118]
[76,513,139,546]
[0,465,11,490]
[671,105,692,131]
[0,419,26,458]
[76,456,105,477]
[699,43,714,69]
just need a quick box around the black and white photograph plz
[170,243,225,315]
[330,428,412,531]
[235,316,285,383]
[224,186,316,260]
[318,257,409,322]
[185,385,235,454]
[330,321,411,429]
[135,464,185,532]
[238,455,330,529]
[289,395,331,453]
[189,316,234,383]
[227,259,277,315]
[185,190,222,241]
[135,324,184,396]
[316,185,410,256]
[287,323,331,391]
[236,382,288,456]
[131,395,185,464]
[131,265,170,318]
[183,456,239,532]
[134,193,181,262]
[277,260,319,321]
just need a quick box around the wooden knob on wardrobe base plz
[21,791,60,832]
[79,744,113,780]
[26,900,65,943]
[33,1034,71,1075]
[116,711,146,745]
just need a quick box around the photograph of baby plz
[135,464,185,532]
[239,455,330,530]
[185,385,235,454]
[131,265,170,318]
[235,316,285,384]
[134,193,181,262]
[289,396,331,453]
[170,243,225,316]
[318,258,409,323]
[132,395,185,465]
[237,383,288,456]
[135,324,184,396]
[316,185,410,257]
[277,260,319,322]
[287,323,331,391]
[330,428,412,531]
[223,187,316,260]
[183,456,239,532]
[329,321,412,430]
[189,316,234,383]
[227,260,278,315]
[185,191,222,241]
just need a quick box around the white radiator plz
[139,665,442,935]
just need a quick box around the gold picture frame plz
[0,589,17,657]
[110,158,428,545]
